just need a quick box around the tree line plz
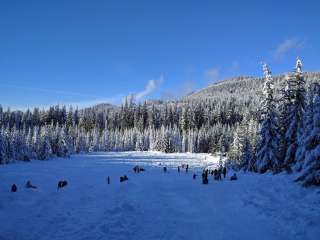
[0,59,319,186]
[226,59,320,186]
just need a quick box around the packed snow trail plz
[0,152,319,240]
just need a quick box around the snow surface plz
[0,152,319,240]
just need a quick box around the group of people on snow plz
[133,165,145,173]
[178,164,189,173]
[9,163,238,193]
[11,180,38,192]
[201,166,237,184]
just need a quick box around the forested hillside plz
[1,60,319,185]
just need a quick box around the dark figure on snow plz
[203,169,209,179]
[107,176,110,184]
[133,166,137,173]
[214,169,218,180]
[139,167,145,172]
[223,167,227,178]
[25,180,37,189]
[202,173,208,184]
[230,173,238,181]
[193,173,197,180]
[163,167,167,173]
[202,170,209,184]
[218,169,222,181]
[186,164,189,173]
[58,180,68,190]
[178,166,180,173]
[120,175,129,183]
[211,170,214,176]
[202,172,206,179]
[202,177,209,184]
[11,184,17,192]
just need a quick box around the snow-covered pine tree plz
[278,74,292,164]
[296,91,320,186]
[246,118,258,171]
[255,63,280,173]
[37,126,52,160]
[135,132,145,151]
[154,126,174,153]
[25,127,33,160]
[89,126,100,152]
[57,125,70,157]
[227,124,242,168]
[240,137,253,170]
[66,106,74,128]
[0,130,5,164]
[283,58,306,168]
[295,84,317,171]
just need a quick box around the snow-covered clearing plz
[0,152,319,240]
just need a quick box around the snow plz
[0,152,319,240]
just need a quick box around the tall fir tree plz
[296,91,320,186]
[283,58,306,168]
[255,63,280,173]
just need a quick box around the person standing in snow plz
[186,164,189,173]
[178,166,180,173]
[218,168,222,181]
[223,167,227,178]
[11,184,17,192]
[163,167,167,173]
[107,176,110,184]
[202,171,208,184]
[214,169,218,180]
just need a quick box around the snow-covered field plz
[0,152,319,240]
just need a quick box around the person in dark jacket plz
[218,168,222,180]
[11,184,17,192]
[202,172,206,179]
[107,176,110,184]
[223,167,227,178]
[193,173,197,179]
[58,180,68,189]
[178,166,180,173]
[202,176,208,184]
[25,180,37,189]
[120,175,129,182]
[214,169,218,180]
[230,173,238,181]
[163,167,167,173]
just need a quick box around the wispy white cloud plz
[130,76,164,102]
[272,38,305,60]
[2,76,164,110]
[204,67,220,83]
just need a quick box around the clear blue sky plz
[0,0,319,109]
